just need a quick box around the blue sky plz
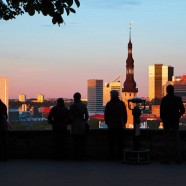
[0,0,186,99]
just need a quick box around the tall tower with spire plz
[122,23,138,128]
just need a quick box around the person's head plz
[57,98,65,107]
[73,92,81,101]
[166,84,174,94]
[110,90,119,99]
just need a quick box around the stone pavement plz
[0,160,186,186]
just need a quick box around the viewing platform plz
[1,129,186,186]
[1,159,186,186]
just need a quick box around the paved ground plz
[0,160,186,186]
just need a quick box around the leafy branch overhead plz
[0,0,80,25]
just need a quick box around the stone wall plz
[6,129,186,160]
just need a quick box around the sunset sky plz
[1,0,186,99]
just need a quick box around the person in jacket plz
[104,90,127,160]
[0,99,8,161]
[48,98,70,160]
[70,92,89,160]
[160,84,185,164]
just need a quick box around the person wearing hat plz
[104,90,127,160]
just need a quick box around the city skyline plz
[1,0,186,99]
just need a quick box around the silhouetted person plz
[0,99,8,161]
[70,92,89,160]
[160,84,185,164]
[48,98,70,160]
[104,90,127,160]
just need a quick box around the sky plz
[0,0,186,99]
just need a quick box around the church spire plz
[129,22,132,43]
[122,23,138,93]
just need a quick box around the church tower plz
[122,24,138,128]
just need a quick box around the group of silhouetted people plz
[47,85,185,163]
[48,92,89,160]
[0,85,185,163]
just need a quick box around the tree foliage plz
[0,0,80,25]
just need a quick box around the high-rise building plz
[0,77,8,109]
[162,75,186,118]
[37,94,44,103]
[19,94,26,102]
[103,80,121,106]
[173,75,186,99]
[148,64,174,101]
[122,25,138,128]
[173,75,186,118]
[87,79,103,115]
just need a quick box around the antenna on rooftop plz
[112,74,121,82]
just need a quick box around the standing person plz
[48,98,70,160]
[104,90,127,160]
[70,92,89,160]
[0,99,8,161]
[160,84,185,164]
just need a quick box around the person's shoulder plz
[161,95,168,101]
[161,96,166,100]
[119,100,125,105]
[51,105,56,110]
[81,102,88,110]
[105,101,111,106]
[174,95,181,98]
[76,101,84,107]
[80,101,86,106]
[174,95,182,101]
[49,106,56,113]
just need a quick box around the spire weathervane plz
[129,21,133,42]
[129,21,133,29]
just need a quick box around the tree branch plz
[0,0,80,25]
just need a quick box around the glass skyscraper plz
[148,64,174,101]
[87,79,103,115]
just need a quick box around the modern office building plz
[103,80,121,106]
[0,77,8,109]
[19,94,26,102]
[173,75,186,118]
[122,25,138,128]
[148,64,174,101]
[173,75,186,99]
[87,79,103,115]
[163,75,186,118]
[37,94,44,103]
